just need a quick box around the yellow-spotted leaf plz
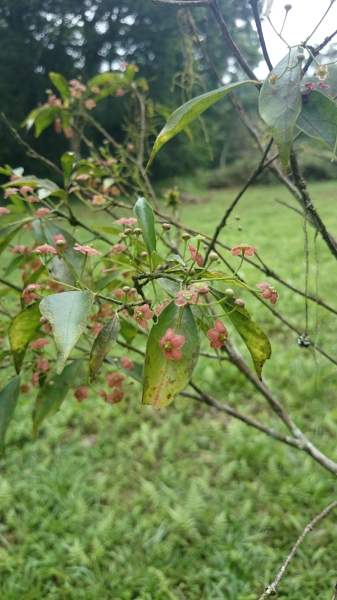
[9,302,41,374]
[210,287,271,379]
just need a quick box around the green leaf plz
[40,291,95,374]
[95,271,127,292]
[34,107,59,137]
[61,152,75,184]
[8,302,41,374]
[166,254,186,267]
[296,90,337,152]
[0,222,26,256]
[0,376,21,451]
[49,72,71,99]
[143,302,199,409]
[157,277,181,297]
[210,288,271,379]
[4,253,32,277]
[151,251,165,268]
[87,72,121,90]
[120,320,138,344]
[32,359,83,436]
[134,197,156,257]
[259,48,302,169]
[90,314,121,382]
[147,80,255,169]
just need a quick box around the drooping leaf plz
[147,80,255,169]
[259,48,302,169]
[9,302,41,374]
[49,72,71,99]
[143,301,200,409]
[90,314,121,382]
[61,152,75,184]
[134,197,156,257]
[39,291,95,374]
[210,288,271,379]
[0,376,21,451]
[4,253,32,277]
[87,72,121,90]
[296,90,337,152]
[32,358,83,436]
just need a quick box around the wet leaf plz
[32,359,83,436]
[143,301,199,409]
[210,288,271,379]
[259,48,302,169]
[0,376,21,451]
[9,302,41,374]
[90,314,121,382]
[40,291,95,374]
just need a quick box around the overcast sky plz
[256,0,337,77]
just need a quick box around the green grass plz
[1,179,337,599]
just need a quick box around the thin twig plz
[249,0,273,72]
[1,113,63,176]
[302,29,337,75]
[259,501,337,599]
[210,0,259,83]
[205,138,273,259]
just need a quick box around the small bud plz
[209,252,219,261]
[238,226,242,231]
[130,287,136,294]
[26,284,36,292]
[55,239,66,247]
[141,251,148,257]
[296,53,305,62]
[235,215,240,220]
[225,288,234,296]
[40,316,48,324]
[162,223,171,230]
[235,299,245,308]
[195,234,205,242]
[269,74,279,85]
[123,286,130,293]
[124,228,132,236]
[133,227,142,235]
[181,233,191,240]
[189,268,195,276]
[284,3,292,10]
[49,381,55,386]
[4,355,10,361]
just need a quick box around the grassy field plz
[1,179,337,599]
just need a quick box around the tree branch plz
[259,501,337,599]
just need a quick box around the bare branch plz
[259,501,337,599]
[302,29,337,75]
